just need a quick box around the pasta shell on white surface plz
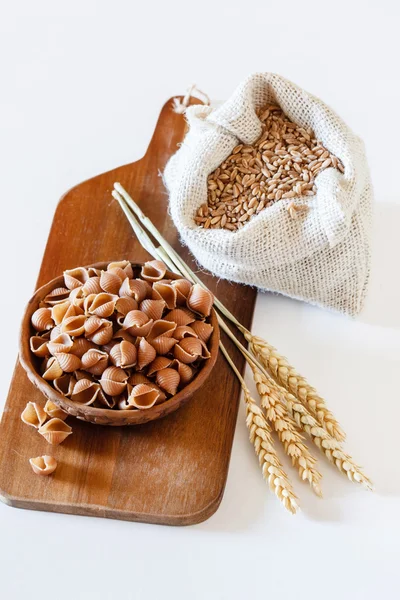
[151,282,177,310]
[54,352,81,373]
[119,277,148,302]
[173,338,203,364]
[100,271,122,295]
[38,418,72,445]
[186,284,214,317]
[21,402,47,428]
[42,356,63,380]
[122,310,153,337]
[29,455,57,476]
[164,309,195,327]
[64,267,89,290]
[110,340,137,368]
[137,337,157,370]
[53,374,76,398]
[70,337,95,358]
[139,299,165,321]
[43,287,70,305]
[171,359,195,385]
[171,279,192,305]
[71,378,102,405]
[190,321,214,343]
[173,326,198,341]
[61,315,86,337]
[149,336,177,356]
[81,348,109,376]
[31,307,54,331]
[147,356,173,376]
[82,276,102,296]
[140,260,167,282]
[69,286,85,308]
[51,300,71,325]
[156,368,180,396]
[47,333,73,355]
[84,316,114,345]
[100,366,128,396]
[29,335,50,357]
[147,319,177,340]
[84,293,118,318]
[107,260,133,279]
[44,399,68,420]
[128,384,160,409]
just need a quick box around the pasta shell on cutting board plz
[44,399,68,420]
[38,418,72,445]
[29,455,57,476]
[21,402,47,428]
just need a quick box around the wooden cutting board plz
[0,97,256,526]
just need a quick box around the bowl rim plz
[19,262,220,426]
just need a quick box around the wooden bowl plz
[19,262,220,426]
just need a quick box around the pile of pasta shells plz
[29,260,214,411]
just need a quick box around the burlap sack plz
[164,73,373,315]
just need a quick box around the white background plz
[1,1,399,598]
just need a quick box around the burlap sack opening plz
[164,73,373,316]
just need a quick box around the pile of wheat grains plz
[194,104,344,231]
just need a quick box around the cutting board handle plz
[144,96,203,163]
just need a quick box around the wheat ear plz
[251,365,323,497]
[246,334,345,442]
[218,343,299,514]
[244,387,299,514]
[263,375,373,490]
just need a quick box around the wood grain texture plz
[0,97,256,526]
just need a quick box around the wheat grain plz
[243,385,299,514]
[251,365,323,497]
[247,333,345,442]
[196,104,344,231]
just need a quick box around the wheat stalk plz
[246,334,345,442]
[263,374,373,490]
[112,183,371,500]
[250,364,323,497]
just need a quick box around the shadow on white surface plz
[361,202,400,328]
